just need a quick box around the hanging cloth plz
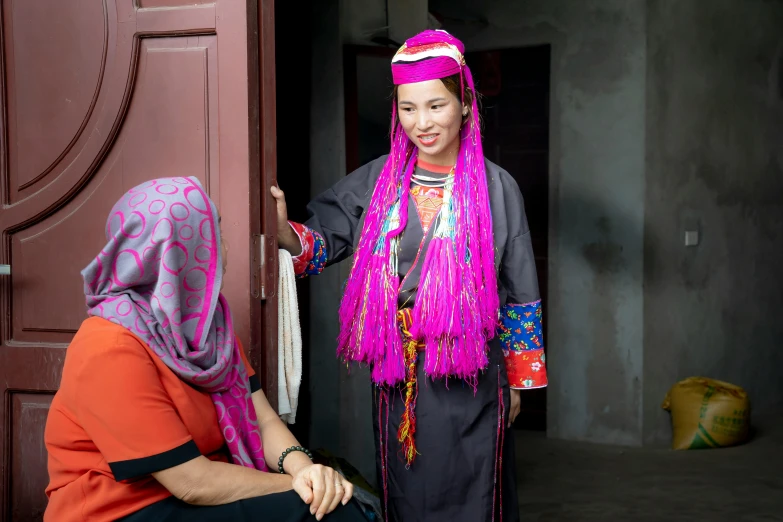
[277,249,302,424]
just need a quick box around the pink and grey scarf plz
[82,177,267,471]
[337,30,499,386]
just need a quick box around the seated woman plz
[44,177,364,522]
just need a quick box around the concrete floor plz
[515,414,783,521]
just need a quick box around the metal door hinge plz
[252,234,276,300]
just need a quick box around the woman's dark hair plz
[439,74,475,110]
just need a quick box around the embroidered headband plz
[391,29,466,85]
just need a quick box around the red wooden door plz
[0,1,278,520]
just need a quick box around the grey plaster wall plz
[307,0,783,462]
[643,0,783,445]
[431,0,649,446]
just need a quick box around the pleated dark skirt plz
[372,340,520,522]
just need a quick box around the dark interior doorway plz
[343,45,397,173]
[275,0,312,444]
[468,46,551,430]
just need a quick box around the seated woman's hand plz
[291,464,354,520]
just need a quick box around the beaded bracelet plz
[278,445,313,474]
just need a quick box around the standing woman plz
[273,30,548,522]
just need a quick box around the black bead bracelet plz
[278,445,313,474]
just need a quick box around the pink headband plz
[391,30,466,85]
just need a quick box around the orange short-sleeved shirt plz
[44,317,261,522]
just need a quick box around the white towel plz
[277,249,302,424]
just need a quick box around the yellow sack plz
[662,377,750,450]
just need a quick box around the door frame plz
[250,0,280,410]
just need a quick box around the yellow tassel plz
[397,309,420,467]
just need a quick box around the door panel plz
[119,37,219,191]
[9,394,52,522]
[3,0,105,200]
[0,2,273,521]
[139,0,212,8]
[11,36,220,345]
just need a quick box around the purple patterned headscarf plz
[82,177,267,471]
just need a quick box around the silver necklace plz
[412,172,453,188]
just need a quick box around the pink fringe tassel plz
[338,62,499,387]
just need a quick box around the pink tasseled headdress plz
[337,30,498,386]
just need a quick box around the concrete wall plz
[432,0,649,446]
[342,0,386,45]
[308,0,783,462]
[643,0,783,445]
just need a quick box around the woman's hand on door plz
[270,185,302,256]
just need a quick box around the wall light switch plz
[684,230,699,247]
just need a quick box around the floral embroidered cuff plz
[288,221,327,278]
[498,301,548,389]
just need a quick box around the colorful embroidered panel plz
[410,185,444,234]
[504,349,547,389]
[289,221,327,278]
[498,301,548,389]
